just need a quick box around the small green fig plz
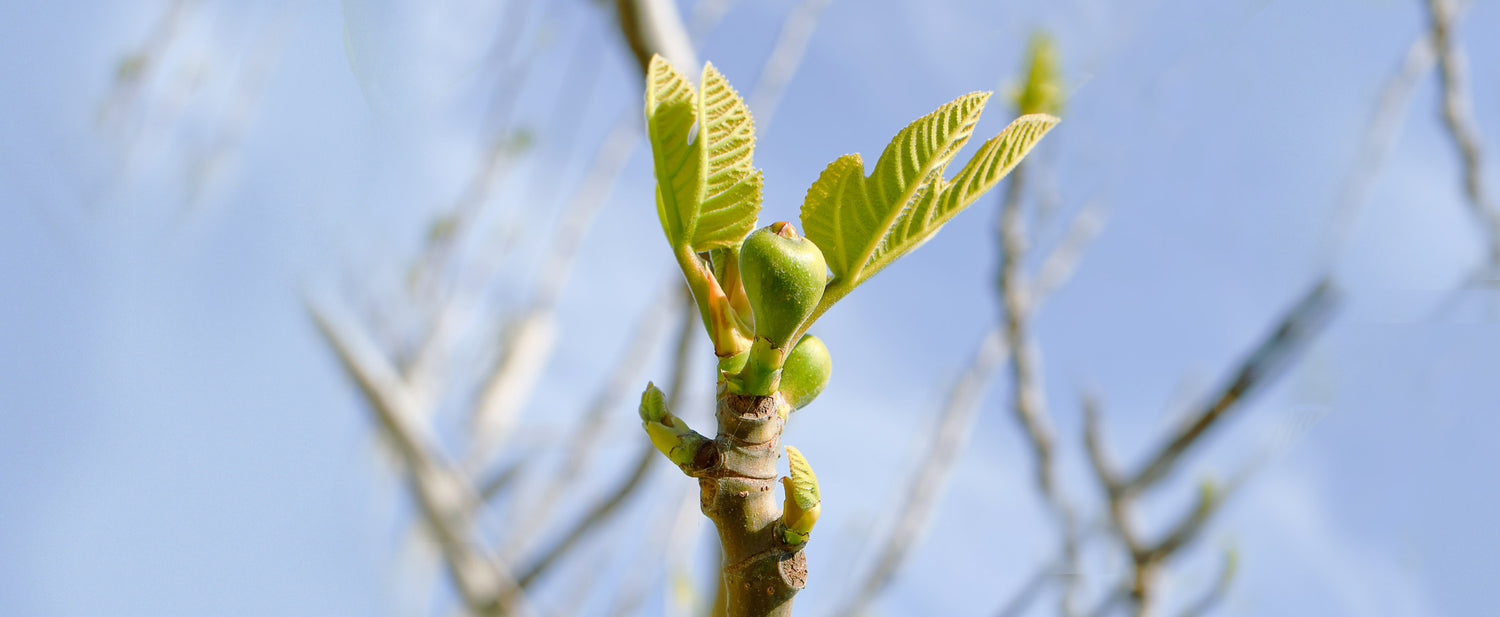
[739,222,828,350]
[779,335,831,410]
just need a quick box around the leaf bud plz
[780,445,822,544]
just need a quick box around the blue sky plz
[2,0,1498,616]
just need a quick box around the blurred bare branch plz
[1424,0,1500,271]
[1078,279,1338,617]
[996,163,1083,617]
[307,299,534,617]
[503,285,684,558]
[1175,547,1238,617]
[833,328,1008,617]
[469,312,559,468]
[1124,279,1339,496]
[688,0,737,42]
[1323,28,1435,261]
[615,0,699,74]
[745,0,835,133]
[512,292,699,593]
[844,150,1106,615]
[1033,203,1106,301]
[479,458,530,505]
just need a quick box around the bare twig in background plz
[1123,279,1339,497]
[97,0,192,135]
[1175,548,1238,617]
[479,457,530,505]
[994,517,1110,617]
[833,329,1008,617]
[1424,0,1500,271]
[997,167,1059,502]
[468,311,559,468]
[687,0,737,43]
[615,0,698,74]
[995,162,1083,617]
[603,484,704,617]
[308,300,534,617]
[311,3,705,614]
[1322,28,1436,261]
[511,293,699,593]
[745,0,835,133]
[460,104,638,469]
[405,15,613,402]
[1033,203,1106,301]
[840,158,1106,615]
[502,284,683,558]
[1082,279,1339,616]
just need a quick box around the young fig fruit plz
[779,334,831,410]
[739,222,828,350]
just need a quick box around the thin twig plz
[1424,0,1500,269]
[512,291,700,593]
[479,457,530,505]
[997,167,1060,500]
[832,329,1008,617]
[307,299,533,617]
[1033,203,1106,301]
[993,517,1110,617]
[847,158,1106,615]
[1322,27,1436,263]
[1124,279,1339,496]
[1083,585,1131,617]
[603,483,703,617]
[1175,547,1238,617]
[687,0,737,43]
[502,284,684,559]
[467,310,559,468]
[1080,279,1338,617]
[744,0,835,133]
[997,162,1082,617]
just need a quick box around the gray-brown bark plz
[673,392,806,617]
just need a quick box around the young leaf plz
[645,56,761,253]
[784,445,820,509]
[802,92,989,285]
[800,103,1058,320]
[645,56,697,248]
[1013,33,1065,117]
[780,444,822,543]
[693,64,763,251]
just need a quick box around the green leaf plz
[784,445,820,509]
[800,102,1058,315]
[637,381,668,423]
[645,56,761,252]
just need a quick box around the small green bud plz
[780,445,822,544]
[739,222,828,350]
[638,382,668,423]
[1013,32,1065,117]
[779,335,831,410]
[639,381,708,469]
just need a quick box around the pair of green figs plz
[724,221,831,411]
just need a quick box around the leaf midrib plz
[847,123,973,287]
